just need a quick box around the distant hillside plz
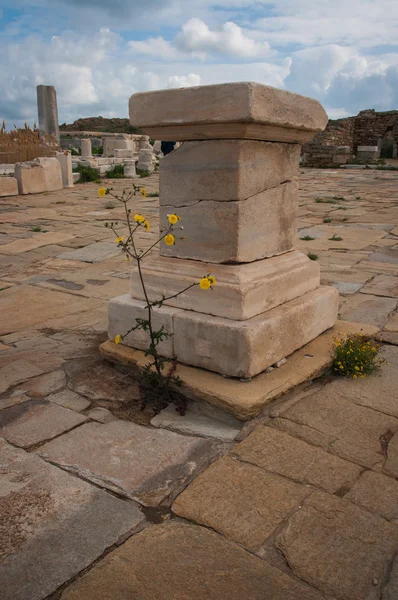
[59,117,142,134]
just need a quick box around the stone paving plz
[1,168,398,599]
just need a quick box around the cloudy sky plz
[1,0,398,127]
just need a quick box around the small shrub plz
[70,148,81,156]
[315,197,339,204]
[74,164,100,183]
[104,202,115,209]
[147,191,159,197]
[332,334,385,378]
[307,251,318,260]
[323,217,332,223]
[329,234,343,241]
[136,168,150,178]
[31,225,42,232]
[105,164,124,178]
[342,217,349,221]
[300,235,316,241]
[92,146,103,155]
[356,196,361,200]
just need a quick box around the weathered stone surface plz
[338,293,397,328]
[108,294,182,357]
[172,456,309,551]
[160,182,298,263]
[14,160,46,194]
[57,241,121,263]
[37,420,220,506]
[160,140,301,205]
[361,275,398,298]
[173,286,338,377]
[275,492,398,600]
[24,369,66,397]
[0,176,18,197]
[56,151,74,187]
[0,399,87,448]
[0,392,30,411]
[0,438,145,600]
[35,157,63,191]
[384,313,398,333]
[86,407,117,423]
[385,431,398,477]
[151,404,242,441]
[345,471,398,521]
[296,224,385,251]
[61,522,328,600]
[100,320,379,421]
[129,82,328,143]
[276,388,398,468]
[233,426,361,494]
[47,389,91,411]
[130,251,320,320]
[0,231,74,255]
[383,555,398,600]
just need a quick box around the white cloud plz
[167,74,201,88]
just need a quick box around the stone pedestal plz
[81,139,93,159]
[124,160,137,178]
[37,85,59,141]
[137,148,154,173]
[108,82,338,378]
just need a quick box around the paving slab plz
[57,241,121,263]
[345,471,398,521]
[338,294,397,327]
[0,231,74,255]
[383,555,398,600]
[385,431,398,477]
[0,392,30,411]
[361,275,398,298]
[0,399,88,448]
[0,438,145,600]
[37,420,221,506]
[100,320,379,421]
[60,522,329,600]
[274,387,398,468]
[276,491,398,600]
[46,389,91,411]
[233,425,362,494]
[172,456,309,551]
[384,312,398,332]
[23,369,66,397]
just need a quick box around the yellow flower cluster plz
[141,188,147,198]
[164,233,175,246]
[114,334,121,344]
[199,275,216,290]
[98,187,107,197]
[167,213,180,225]
[332,334,382,379]
[134,214,150,230]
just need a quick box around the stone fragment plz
[14,160,46,194]
[25,369,66,397]
[173,286,339,377]
[35,157,63,191]
[278,388,398,468]
[47,389,91,411]
[86,407,117,423]
[56,151,74,187]
[338,293,397,328]
[37,420,220,506]
[172,456,309,551]
[160,140,301,205]
[57,241,120,263]
[61,522,327,600]
[0,231,74,255]
[129,82,328,143]
[275,491,398,600]
[233,426,362,494]
[160,181,298,263]
[151,404,242,441]
[130,251,320,320]
[345,471,398,520]
[0,399,87,448]
[0,176,18,197]
[0,438,144,600]
[108,294,183,357]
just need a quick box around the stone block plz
[0,176,18,197]
[35,156,63,191]
[130,251,320,320]
[56,151,74,187]
[160,181,298,263]
[172,286,339,377]
[108,294,183,357]
[129,82,328,143]
[160,140,300,205]
[72,172,80,183]
[124,159,137,178]
[114,149,135,158]
[14,160,46,194]
[37,420,221,506]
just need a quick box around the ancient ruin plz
[108,83,339,378]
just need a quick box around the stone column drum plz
[108,83,339,378]
[37,85,59,141]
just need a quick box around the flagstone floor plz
[1,168,398,600]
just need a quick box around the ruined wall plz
[353,109,398,149]
[302,117,354,167]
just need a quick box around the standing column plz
[108,83,339,378]
[37,85,59,141]
[81,138,93,159]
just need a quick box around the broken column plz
[56,151,74,188]
[108,82,339,378]
[37,85,59,141]
[81,138,93,159]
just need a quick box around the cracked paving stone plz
[345,471,398,521]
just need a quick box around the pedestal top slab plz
[129,82,328,143]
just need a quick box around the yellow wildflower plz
[167,213,180,225]
[134,214,145,223]
[208,275,216,286]
[98,187,107,197]
[140,188,147,197]
[126,255,130,262]
[199,277,211,290]
[355,366,360,371]
[164,234,175,246]
[144,220,150,231]
[114,334,121,344]
[353,374,358,379]
[116,236,124,243]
